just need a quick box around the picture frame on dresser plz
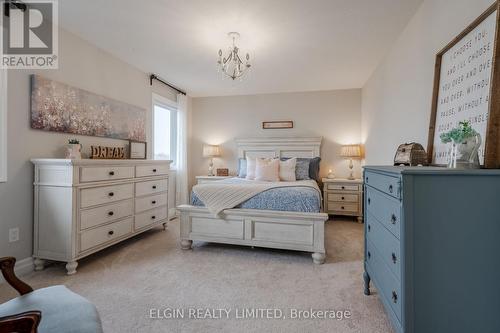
[129,140,147,159]
[427,2,500,168]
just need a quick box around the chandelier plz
[217,32,251,80]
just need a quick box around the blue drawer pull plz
[368,198,371,205]
[367,251,371,259]
[392,253,397,264]
[389,185,394,193]
[368,224,371,232]
[391,214,397,224]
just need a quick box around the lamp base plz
[208,159,214,176]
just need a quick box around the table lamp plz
[203,144,221,176]
[340,144,361,180]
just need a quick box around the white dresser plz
[31,159,172,275]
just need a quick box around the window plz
[0,69,6,182]
[152,94,177,166]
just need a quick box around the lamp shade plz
[203,144,221,157]
[340,144,361,158]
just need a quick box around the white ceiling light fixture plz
[217,32,251,81]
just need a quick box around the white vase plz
[66,144,82,159]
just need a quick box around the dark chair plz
[0,257,103,333]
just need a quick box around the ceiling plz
[59,0,423,97]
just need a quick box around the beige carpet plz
[0,218,393,333]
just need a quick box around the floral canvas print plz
[31,75,146,141]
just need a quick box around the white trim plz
[0,257,34,284]
[0,69,7,182]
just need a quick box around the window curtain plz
[176,93,190,205]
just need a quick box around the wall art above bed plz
[31,75,146,141]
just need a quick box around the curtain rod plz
[149,74,186,95]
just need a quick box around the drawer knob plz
[367,251,371,259]
[153,169,157,173]
[151,215,156,220]
[341,196,345,200]
[368,198,371,205]
[108,211,114,216]
[341,206,345,210]
[152,200,157,205]
[108,230,114,236]
[389,185,393,193]
[341,186,345,190]
[392,253,397,264]
[392,291,398,303]
[391,214,397,224]
[366,177,369,183]
[368,225,371,232]
[152,185,157,189]
[108,192,114,197]
[109,171,115,176]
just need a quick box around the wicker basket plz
[394,143,428,166]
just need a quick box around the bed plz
[177,137,329,264]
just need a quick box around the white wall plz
[191,90,362,187]
[1,28,176,261]
[361,0,494,164]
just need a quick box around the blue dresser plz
[363,166,500,333]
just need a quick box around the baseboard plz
[0,257,34,284]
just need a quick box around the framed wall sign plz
[427,2,500,168]
[262,121,293,129]
[129,140,147,159]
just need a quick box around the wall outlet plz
[9,228,19,242]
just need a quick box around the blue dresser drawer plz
[366,212,401,281]
[364,170,400,199]
[365,186,401,239]
[366,239,402,323]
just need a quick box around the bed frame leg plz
[180,239,193,250]
[312,252,325,265]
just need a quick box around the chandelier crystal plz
[217,32,251,80]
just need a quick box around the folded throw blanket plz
[192,178,321,216]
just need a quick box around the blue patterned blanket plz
[191,178,322,213]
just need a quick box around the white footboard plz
[177,205,328,264]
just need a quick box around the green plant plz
[68,139,80,145]
[440,121,478,144]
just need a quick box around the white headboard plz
[235,137,322,159]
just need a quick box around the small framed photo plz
[217,168,229,176]
[129,140,147,159]
[262,121,293,129]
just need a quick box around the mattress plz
[191,178,322,213]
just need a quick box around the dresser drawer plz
[327,202,358,213]
[136,164,169,178]
[80,183,134,208]
[135,179,168,197]
[327,193,359,203]
[135,206,168,230]
[364,171,400,199]
[79,166,134,183]
[135,193,168,213]
[80,199,134,230]
[366,213,401,281]
[326,183,360,191]
[79,217,133,252]
[366,239,402,322]
[365,186,401,239]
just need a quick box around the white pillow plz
[279,157,297,181]
[255,158,280,182]
[245,157,256,180]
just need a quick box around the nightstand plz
[196,176,232,184]
[322,178,363,222]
